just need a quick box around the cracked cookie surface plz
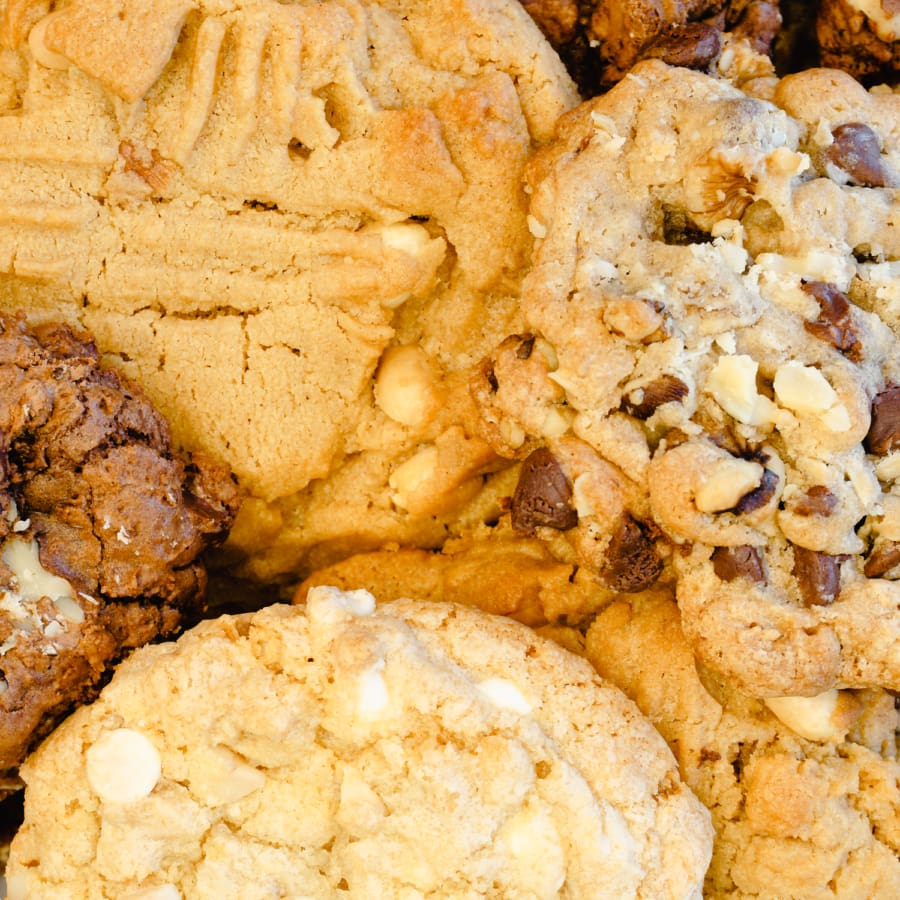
[468,60,900,698]
[0,0,578,583]
[0,312,238,786]
[6,587,712,899]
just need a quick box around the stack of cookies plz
[0,0,898,897]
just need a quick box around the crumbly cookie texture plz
[0,312,239,787]
[520,0,781,95]
[6,587,712,900]
[0,0,577,583]
[817,0,900,84]
[585,590,900,900]
[467,60,900,697]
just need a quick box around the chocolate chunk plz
[825,123,888,188]
[510,447,578,534]
[864,541,900,578]
[643,22,722,70]
[514,334,536,360]
[801,281,862,361]
[791,485,838,517]
[621,374,689,420]
[711,545,766,583]
[733,467,778,514]
[865,385,900,455]
[792,546,841,606]
[728,0,782,55]
[600,514,662,592]
[660,205,712,245]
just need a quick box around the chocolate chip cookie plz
[469,60,900,698]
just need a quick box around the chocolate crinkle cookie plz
[0,312,239,787]
[520,0,781,94]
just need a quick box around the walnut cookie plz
[5,587,712,899]
[0,0,578,585]
[466,59,900,699]
[586,589,900,900]
[0,313,239,794]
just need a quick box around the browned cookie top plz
[0,312,239,777]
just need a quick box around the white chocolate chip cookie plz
[0,0,578,583]
[6,587,712,899]
[469,60,900,697]
[586,590,900,900]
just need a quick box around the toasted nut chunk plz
[389,445,438,511]
[695,457,765,513]
[764,690,860,743]
[374,345,438,428]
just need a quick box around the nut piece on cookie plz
[6,589,713,898]
[0,312,239,785]
[586,591,900,899]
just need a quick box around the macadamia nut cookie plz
[468,60,900,698]
[0,0,578,584]
[0,312,238,790]
[586,590,900,900]
[6,587,712,899]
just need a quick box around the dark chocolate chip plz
[621,374,689,420]
[801,281,862,361]
[864,541,900,578]
[825,123,888,188]
[600,514,662,592]
[711,545,766,583]
[733,467,779,514]
[510,447,578,534]
[643,22,722,70]
[514,334,536,360]
[791,485,838,517]
[660,205,713,245]
[865,385,900,456]
[792,546,841,606]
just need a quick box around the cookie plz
[0,312,239,788]
[817,0,900,85]
[519,0,782,95]
[5,586,713,899]
[0,0,578,584]
[467,59,900,698]
[585,590,900,899]
[295,518,629,627]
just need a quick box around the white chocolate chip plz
[388,445,438,511]
[773,363,849,431]
[374,345,438,428]
[376,222,433,257]
[306,585,376,623]
[2,538,75,605]
[477,677,532,714]
[695,458,764,513]
[86,728,161,803]
[705,355,778,425]
[764,691,848,743]
[358,658,389,717]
